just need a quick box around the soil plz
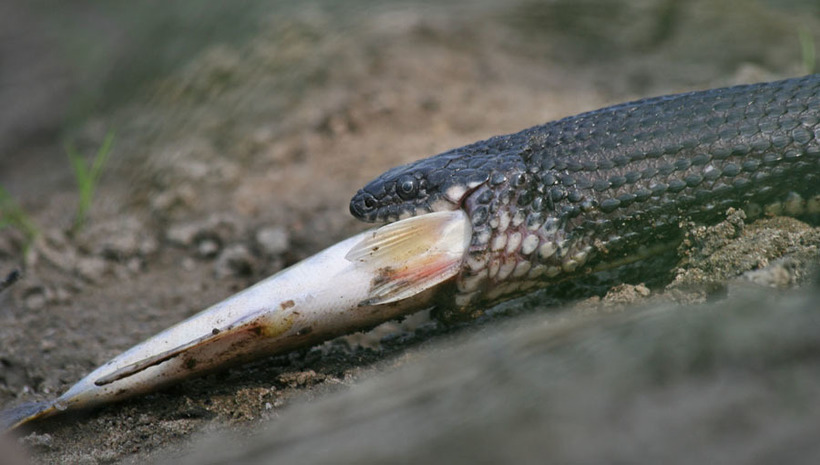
[1,1,819,464]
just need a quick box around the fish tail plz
[0,401,56,431]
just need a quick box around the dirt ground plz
[1,1,820,463]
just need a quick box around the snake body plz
[351,74,820,315]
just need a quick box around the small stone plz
[603,283,651,305]
[19,432,53,451]
[277,370,323,387]
[166,214,243,248]
[76,256,109,283]
[166,223,201,247]
[214,244,255,278]
[76,216,152,260]
[40,338,57,352]
[255,226,289,256]
[150,184,197,215]
[742,259,797,288]
[197,238,221,258]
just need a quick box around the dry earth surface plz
[1,1,819,463]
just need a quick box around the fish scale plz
[351,74,820,315]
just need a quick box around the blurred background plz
[1,0,817,232]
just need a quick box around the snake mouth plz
[349,190,439,223]
[350,149,498,223]
[350,181,486,224]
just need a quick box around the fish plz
[1,211,471,430]
[3,74,819,429]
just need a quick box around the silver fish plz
[2,210,470,429]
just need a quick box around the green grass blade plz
[66,130,115,232]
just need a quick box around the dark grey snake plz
[4,75,820,431]
[351,74,820,317]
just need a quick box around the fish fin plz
[1,401,56,431]
[346,210,470,305]
[94,310,267,386]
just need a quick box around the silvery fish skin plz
[351,74,820,317]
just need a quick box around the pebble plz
[213,244,255,278]
[741,258,798,288]
[277,370,324,387]
[255,226,290,256]
[166,214,243,252]
[19,432,53,451]
[197,238,221,258]
[150,183,197,216]
[76,256,109,283]
[77,216,157,259]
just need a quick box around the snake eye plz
[396,175,418,201]
[363,195,377,209]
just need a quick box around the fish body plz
[351,74,820,316]
[2,211,470,429]
[5,75,820,429]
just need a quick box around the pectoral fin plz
[346,210,470,305]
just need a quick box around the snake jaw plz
[351,157,494,223]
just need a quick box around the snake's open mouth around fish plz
[3,74,819,431]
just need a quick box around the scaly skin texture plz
[351,74,820,316]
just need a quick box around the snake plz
[5,74,820,431]
[351,74,820,317]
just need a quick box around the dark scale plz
[351,74,820,317]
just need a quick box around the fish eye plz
[396,175,418,200]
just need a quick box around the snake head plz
[350,151,493,223]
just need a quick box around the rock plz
[213,244,255,278]
[166,214,244,257]
[255,226,289,256]
[19,432,53,451]
[602,283,651,305]
[166,223,202,248]
[75,256,109,283]
[76,216,156,260]
[150,183,198,217]
[197,238,221,258]
[277,370,324,388]
[32,232,78,273]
